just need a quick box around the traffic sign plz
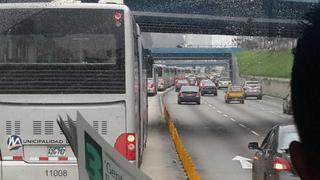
[58,111,151,180]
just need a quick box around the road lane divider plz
[161,93,201,180]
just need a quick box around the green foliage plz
[236,49,293,78]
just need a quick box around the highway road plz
[164,89,293,180]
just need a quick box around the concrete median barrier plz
[160,91,201,180]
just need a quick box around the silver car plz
[218,77,231,89]
[243,81,263,100]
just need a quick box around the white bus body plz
[0,3,147,180]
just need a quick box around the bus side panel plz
[125,11,140,166]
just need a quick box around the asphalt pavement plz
[163,89,293,180]
[140,92,186,180]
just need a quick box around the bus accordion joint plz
[114,133,136,161]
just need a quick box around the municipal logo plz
[7,135,22,150]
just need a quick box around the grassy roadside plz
[235,49,293,78]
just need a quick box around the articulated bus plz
[147,64,158,96]
[156,64,170,91]
[0,2,147,180]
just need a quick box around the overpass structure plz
[151,48,238,76]
[125,0,318,38]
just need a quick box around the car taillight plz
[179,92,183,97]
[273,157,292,172]
[196,92,200,97]
[114,133,136,161]
[151,83,154,88]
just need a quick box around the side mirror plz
[248,142,260,150]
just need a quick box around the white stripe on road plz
[239,123,246,128]
[217,110,222,113]
[230,118,236,122]
[223,114,228,117]
[208,104,212,107]
[250,130,260,136]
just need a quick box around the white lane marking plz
[212,106,216,109]
[239,123,246,128]
[223,114,228,117]
[217,110,222,113]
[230,118,236,122]
[232,156,252,169]
[204,101,208,104]
[251,130,260,136]
[208,104,212,107]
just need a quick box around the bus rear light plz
[128,143,135,151]
[127,134,135,142]
[273,157,292,172]
[114,133,136,161]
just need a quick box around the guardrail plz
[161,95,201,180]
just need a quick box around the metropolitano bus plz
[0,2,148,180]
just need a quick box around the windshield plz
[0,9,124,64]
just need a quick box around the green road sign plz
[85,132,103,180]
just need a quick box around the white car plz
[218,77,231,89]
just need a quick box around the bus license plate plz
[48,146,66,157]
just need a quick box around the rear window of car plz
[230,87,242,91]
[246,81,259,85]
[204,83,216,87]
[178,80,188,84]
[181,86,199,92]
[220,78,231,81]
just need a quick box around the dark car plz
[282,93,292,114]
[175,79,189,92]
[201,82,217,96]
[248,124,300,180]
[177,86,200,105]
